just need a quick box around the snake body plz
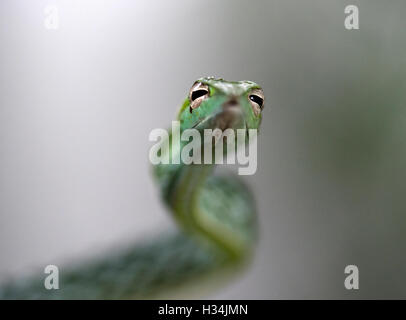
[0,77,264,299]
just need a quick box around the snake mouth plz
[215,107,245,131]
[192,105,246,131]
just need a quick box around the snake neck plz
[155,156,257,263]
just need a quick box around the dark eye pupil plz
[249,95,263,108]
[191,90,208,101]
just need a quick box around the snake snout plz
[216,97,244,131]
[222,96,239,110]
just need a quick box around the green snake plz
[0,77,265,299]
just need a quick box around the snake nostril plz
[223,97,239,109]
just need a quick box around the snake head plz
[177,77,265,134]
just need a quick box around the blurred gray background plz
[1,0,406,299]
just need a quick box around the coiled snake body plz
[0,77,265,299]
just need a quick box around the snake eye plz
[249,95,264,108]
[191,89,209,101]
[189,82,209,113]
[248,89,265,116]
